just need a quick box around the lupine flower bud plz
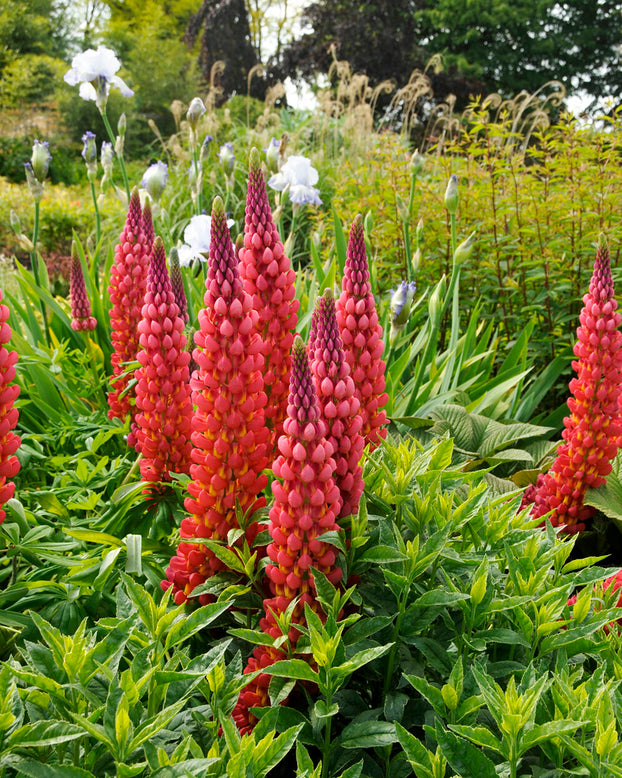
[186,97,206,130]
[31,140,51,183]
[527,235,622,533]
[238,147,299,457]
[310,289,364,517]
[444,174,459,214]
[81,131,98,181]
[0,290,21,525]
[336,214,388,450]
[69,243,96,331]
[162,196,269,604]
[141,161,168,203]
[169,247,188,324]
[389,280,417,343]
[107,189,151,437]
[233,336,343,733]
[134,238,193,483]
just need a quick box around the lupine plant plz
[0,290,20,525]
[69,243,97,332]
[524,235,622,532]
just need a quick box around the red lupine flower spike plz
[239,147,299,456]
[134,237,193,484]
[233,336,343,733]
[169,247,189,324]
[69,243,96,331]
[336,214,388,450]
[529,235,622,533]
[107,188,151,435]
[162,196,269,605]
[310,288,364,518]
[0,290,20,525]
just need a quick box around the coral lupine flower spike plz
[134,238,193,484]
[163,196,269,605]
[107,189,151,441]
[336,214,388,450]
[310,288,364,518]
[69,243,96,332]
[529,235,622,533]
[233,335,342,734]
[0,290,20,525]
[238,147,299,456]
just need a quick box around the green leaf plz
[412,590,470,608]
[334,644,392,675]
[262,659,320,684]
[435,722,498,777]
[128,700,187,752]
[3,757,95,778]
[470,628,529,647]
[7,720,84,749]
[358,545,408,563]
[164,600,231,650]
[448,725,504,755]
[521,720,588,752]
[396,723,434,776]
[254,725,303,773]
[339,720,397,749]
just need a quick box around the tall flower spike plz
[233,336,343,734]
[163,196,269,605]
[69,243,96,331]
[169,248,188,324]
[107,189,151,438]
[336,214,388,450]
[134,238,193,484]
[239,147,299,456]
[142,200,155,260]
[529,235,622,533]
[0,290,20,525]
[310,288,364,518]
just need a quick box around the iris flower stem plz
[100,109,130,203]
[89,179,102,253]
[192,147,202,215]
[30,201,51,346]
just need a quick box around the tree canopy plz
[271,0,622,108]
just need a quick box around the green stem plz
[321,690,333,778]
[30,201,51,346]
[100,109,130,203]
[89,179,101,253]
[192,147,202,215]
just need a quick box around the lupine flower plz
[0,290,20,525]
[268,155,321,206]
[134,238,193,483]
[169,248,188,324]
[69,244,96,332]
[177,213,235,267]
[64,45,134,110]
[81,131,98,181]
[336,215,388,450]
[309,289,364,518]
[218,142,235,176]
[141,161,168,203]
[142,200,155,259]
[527,236,622,533]
[567,569,622,633]
[238,148,299,455]
[389,280,417,343]
[162,197,269,604]
[233,336,342,734]
[107,189,151,437]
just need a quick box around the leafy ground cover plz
[2,53,622,778]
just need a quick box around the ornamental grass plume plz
[134,237,193,483]
[162,197,269,605]
[310,288,364,518]
[238,147,299,455]
[69,243,96,331]
[0,290,20,525]
[233,336,342,734]
[528,235,622,533]
[336,214,388,450]
[107,189,151,438]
